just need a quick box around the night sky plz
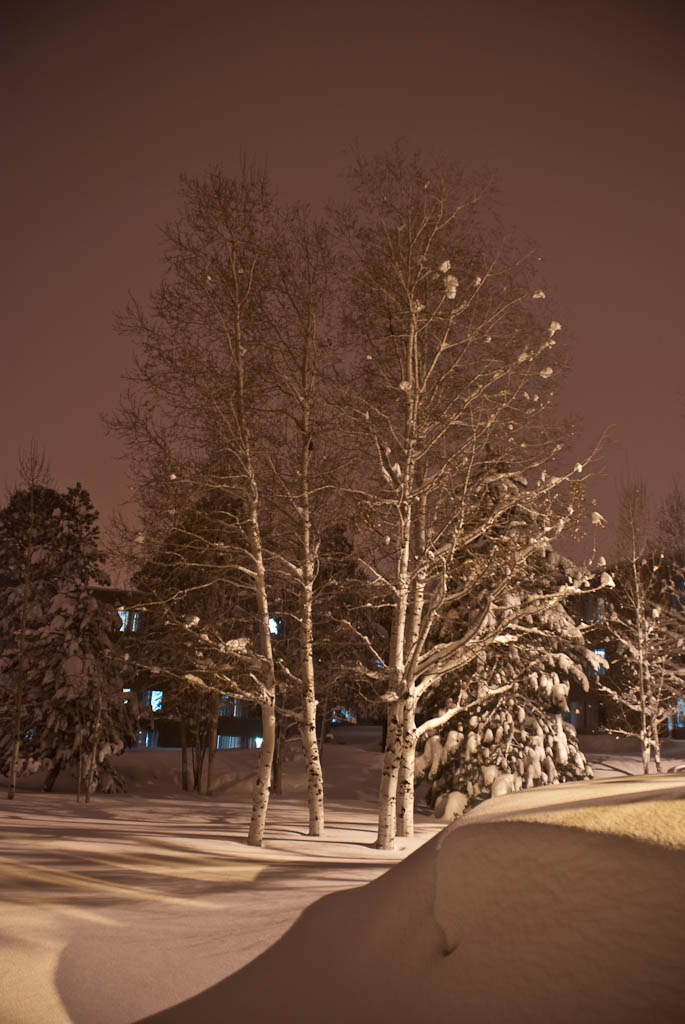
[3,0,684,558]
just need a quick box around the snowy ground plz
[0,730,439,1024]
[1,730,684,1024]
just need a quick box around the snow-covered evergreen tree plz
[0,482,67,796]
[416,550,602,819]
[0,484,136,796]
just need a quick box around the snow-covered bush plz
[419,690,591,821]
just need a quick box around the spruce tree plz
[0,484,135,796]
[416,545,603,818]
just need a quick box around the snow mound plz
[143,776,685,1023]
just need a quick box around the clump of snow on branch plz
[444,274,459,299]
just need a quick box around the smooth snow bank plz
[144,775,685,1024]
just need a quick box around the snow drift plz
[143,776,685,1024]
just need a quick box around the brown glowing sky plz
[3,0,685,561]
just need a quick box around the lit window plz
[254,736,263,748]
[332,707,358,724]
[217,735,242,750]
[268,617,280,635]
[119,609,141,632]
[150,690,163,712]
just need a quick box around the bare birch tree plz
[598,481,684,772]
[334,145,598,848]
[109,167,280,846]
[109,171,343,841]
[254,207,339,835]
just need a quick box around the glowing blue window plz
[268,617,280,635]
[150,690,163,712]
[119,610,140,632]
[332,707,358,724]
[217,735,242,750]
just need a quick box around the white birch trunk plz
[652,721,662,773]
[246,497,277,847]
[299,716,324,836]
[376,698,405,849]
[376,317,420,849]
[396,487,427,840]
[234,302,278,845]
[640,728,650,774]
[397,697,418,838]
[248,698,276,846]
[297,341,325,835]
[299,544,324,834]
[376,496,412,849]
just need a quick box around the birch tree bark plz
[396,695,418,838]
